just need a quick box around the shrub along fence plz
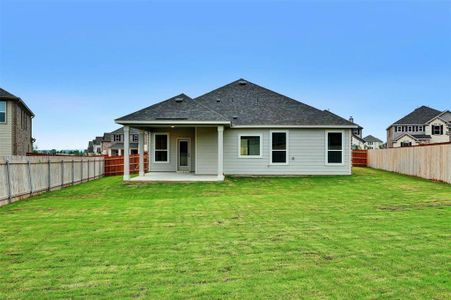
[367,142,451,184]
[0,155,104,206]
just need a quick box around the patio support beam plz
[123,126,130,180]
[138,129,145,176]
[217,126,224,180]
[151,131,152,172]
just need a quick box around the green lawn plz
[0,168,450,299]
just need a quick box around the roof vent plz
[238,80,247,85]
[175,97,184,102]
[216,98,221,103]
[232,116,238,119]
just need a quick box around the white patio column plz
[217,125,224,180]
[138,129,145,176]
[123,126,130,180]
[148,132,152,172]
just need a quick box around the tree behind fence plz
[0,155,104,206]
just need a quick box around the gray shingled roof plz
[115,94,228,123]
[363,135,383,143]
[111,127,141,135]
[393,106,441,125]
[115,80,357,127]
[0,87,35,117]
[110,142,138,150]
[411,134,431,140]
[194,79,355,126]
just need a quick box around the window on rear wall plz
[154,133,169,162]
[0,101,6,123]
[326,132,343,164]
[271,131,288,164]
[239,135,261,157]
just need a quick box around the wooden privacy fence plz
[367,143,451,184]
[104,154,148,176]
[0,155,104,206]
[352,150,368,167]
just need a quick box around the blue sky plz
[1,0,450,149]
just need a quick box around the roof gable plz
[194,79,355,126]
[363,135,383,143]
[393,106,441,125]
[0,87,35,117]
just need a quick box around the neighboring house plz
[350,117,365,149]
[363,135,383,149]
[86,127,149,156]
[387,106,451,148]
[115,79,358,180]
[0,88,34,156]
[108,127,148,156]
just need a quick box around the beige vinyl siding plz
[0,101,13,156]
[196,127,218,175]
[148,127,195,172]
[223,128,351,175]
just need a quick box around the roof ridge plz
[195,78,354,126]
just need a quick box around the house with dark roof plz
[0,88,35,156]
[363,135,383,149]
[387,106,451,148]
[86,127,149,156]
[115,79,358,181]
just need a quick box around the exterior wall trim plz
[237,133,263,159]
[152,132,170,164]
[269,130,289,166]
[324,130,345,166]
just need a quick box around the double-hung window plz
[432,125,443,135]
[326,131,343,164]
[154,133,169,162]
[271,131,288,164]
[0,101,6,123]
[239,135,261,157]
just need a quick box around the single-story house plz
[115,79,358,181]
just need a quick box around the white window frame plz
[432,125,442,135]
[153,132,170,163]
[270,130,289,165]
[0,101,6,124]
[325,130,344,165]
[238,134,262,158]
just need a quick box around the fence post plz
[5,160,12,203]
[88,159,90,181]
[80,159,83,182]
[61,160,64,188]
[47,159,51,191]
[27,160,33,195]
[71,160,75,185]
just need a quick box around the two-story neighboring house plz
[87,127,149,156]
[0,88,34,156]
[109,127,148,156]
[363,135,383,149]
[387,106,451,147]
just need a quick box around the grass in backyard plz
[0,168,450,299]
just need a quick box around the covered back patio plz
[121,124,226,182]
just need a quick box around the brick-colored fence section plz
[368,143,451,184]
[0,155,104,206]
[104,154,148,176]
[352,150,368,167]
